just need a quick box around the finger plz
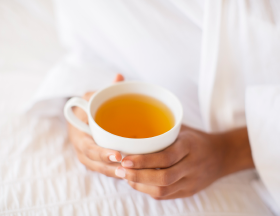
[127,177,187,198]
[116,157,191,186]
[83,91,96,101]
[71,107,89,125]
[121,133,191,169]
[82,75,124,103]
[114,73,124,82]
[77,152,121,178]
[152,189,197,200]
[75,136,122,163]
[71,92,96,124]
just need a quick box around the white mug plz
[64,81,183,155]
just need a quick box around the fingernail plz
[122,160,134,168]
[115,167,126,178]
[109,155,118,162]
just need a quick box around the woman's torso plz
[54,0,280,131]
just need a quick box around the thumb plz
[114,74,125,83]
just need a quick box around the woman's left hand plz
[115,125,254,200]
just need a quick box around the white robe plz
[26,0,280,215]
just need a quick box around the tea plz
[94,93,174,138]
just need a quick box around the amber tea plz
[94,94,174,138]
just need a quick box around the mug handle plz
[64,97,92,135]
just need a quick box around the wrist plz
[218,128,255,177]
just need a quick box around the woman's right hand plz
[68,74,124,178]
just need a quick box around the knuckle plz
[99,150,110,163]
[84,148,91,158]
[83,92,94,101]
[159,171,172,186]
[74,107,86,118]
[154,187,168,197]
[127,170,138,182]
[82,141,96,159]
[71,136,84,150]
[77,154,87,166]
[134,155,145,167]
[73,142,82,153]
[187,188,198,197]
[128,181,137,190]
[73,107,88,123]
[79,140,88,154]
[151,196,162,200]
[184,181,198,197]
[82,93,90,100]
[71,106,79,115]
[163,152,176,167]
[99,165,110,176]
[186,191,195,197]
[98,150,104,162]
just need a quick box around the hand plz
[115,126,255,199]
[68,74,125,178]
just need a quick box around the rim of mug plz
[87,81,183,140]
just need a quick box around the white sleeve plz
[246,85,280,212]
[24,51,118,117]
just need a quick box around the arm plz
[221,127,255,176]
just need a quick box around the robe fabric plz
[25,0,280,214]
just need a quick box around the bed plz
[0,1,275,215]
